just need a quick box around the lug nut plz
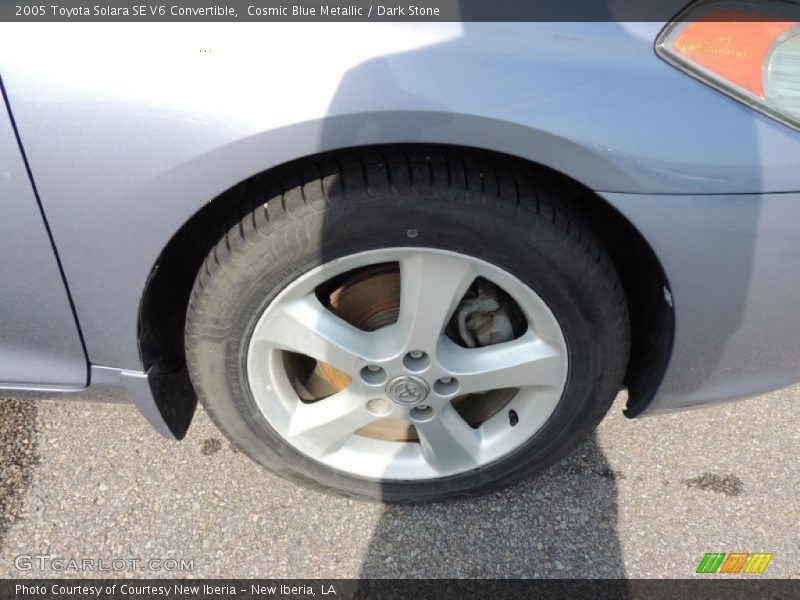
[410,405,435,422]
[434,376,459,396]
[367,398,392,416]
[403,350,430,371]
[360,365,387,385]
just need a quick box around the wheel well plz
[139,144,673,433]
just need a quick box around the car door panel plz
[0,84,87,388]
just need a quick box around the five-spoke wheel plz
[247,248,568,479]
[185,149,629,501]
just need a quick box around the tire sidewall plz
[189,194,626,502]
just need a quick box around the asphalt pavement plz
[0,385,797,579]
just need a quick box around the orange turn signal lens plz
[672,14,795,97]
[657,1,800,130]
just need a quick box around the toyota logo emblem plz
[386,376,430,406]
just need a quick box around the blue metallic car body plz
[0,21,799,434]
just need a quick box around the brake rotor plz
[319,264,400,387]
[319,265,419,442]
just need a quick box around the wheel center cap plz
[386,375,429,406]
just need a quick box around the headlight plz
[657,0,800,131]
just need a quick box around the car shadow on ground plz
[0,398,37,550]
[316,20,629,581]
[356,434,626,579]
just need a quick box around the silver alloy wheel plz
[246,248,568,480]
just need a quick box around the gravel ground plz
[0,385,797,579]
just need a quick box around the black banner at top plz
[3,0,800,22]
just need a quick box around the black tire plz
[185,147,629,503]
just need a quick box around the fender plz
[0,21,798,376]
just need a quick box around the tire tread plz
[185,146,630,502]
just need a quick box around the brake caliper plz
[455,280,516,348]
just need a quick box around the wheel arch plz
[140,143,673,437]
